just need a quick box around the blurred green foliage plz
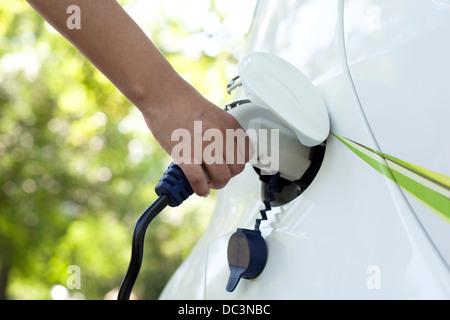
[0,0,238,299]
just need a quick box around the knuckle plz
[181,165,208,196]
[230,164,245,176]
[212,169,231,189]
[188,172,203,185]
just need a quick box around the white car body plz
[160,0,450,299]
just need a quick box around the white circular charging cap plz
[238,52,330,147]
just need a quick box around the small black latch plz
[226,228,267,292]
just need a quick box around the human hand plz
[25,0,252,197]
[141,78,252,197]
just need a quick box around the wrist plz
[139,74,212,129]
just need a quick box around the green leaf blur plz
[0,0,243,299]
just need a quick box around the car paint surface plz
[160,0,450,299]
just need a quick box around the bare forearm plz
[27,0,248,197]
[27,0,183,114]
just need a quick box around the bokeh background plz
[0,0,256,299]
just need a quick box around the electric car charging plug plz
[117,162,193,300]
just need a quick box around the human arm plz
[26,0,248,196]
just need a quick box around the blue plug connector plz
[155,162,194,207]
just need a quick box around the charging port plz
[257,142,326,206]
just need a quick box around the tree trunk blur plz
[0,261,9,300]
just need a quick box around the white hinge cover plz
[238,52,330,147]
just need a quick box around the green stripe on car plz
[332,133,450,223]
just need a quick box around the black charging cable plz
[117,162,193,300]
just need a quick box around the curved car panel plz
[343,0,450,266]
[160,0,450,299]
